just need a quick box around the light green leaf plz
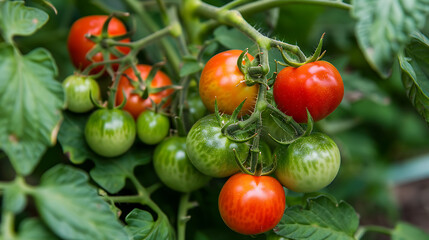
[398,32,429,124]
[392,222,429,240]
[32,165,129,240]
[0,1,49,42]
[125,209,175,240]
[352,0,429,77]
[0,44,64,175]
[2,182,26,214]
[275,195,359,240]
[17,218,59,240]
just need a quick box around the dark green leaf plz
[18,218,59,240]
[125,208,175,240]
[90,148,152,194]
[0,1,49,42]
[180,58,202,77]
[32,165,129,240]
[392,222,429,240]
[0,44,64,175]
[352,0,429,77]
[214,26,255,50]
[2,182,26,214]
[398,32,429,124]
[275,195,359,240]
[57,111,91,164]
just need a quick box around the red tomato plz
[115,65,173,119]
[273,61,344,123]
[199,50,259,116]
[218,173,285,235]
[67,15,130,74]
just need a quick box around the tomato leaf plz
[275,195,359,240]
[0,44,64,175]
[125,208,175,240]
[180,57,202,77]
[392,222,429,240]
[58,111,152,194]
[32,164,129,240]
[17,218,59,240]
[214,26,255,51]
[0,1,49,43]
[398,32,429,125]
[90,148,152,194]
[58,111,90,164]
[3,183,27,214]
[352,0,429,78]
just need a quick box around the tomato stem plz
[1,211,16,240]
[354,225,393,239]
[177,193,192,240]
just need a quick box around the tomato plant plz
[199,50,259,116]
[62,75,100,113]
[218,173,286,235]
[3,1,429,240]
[67,15,130,74]
[186,114,250,178]
[273,61,344,123]
[153,136,211,192]
[84,108,136,157]
[115,64,174,119]
[275,133,341,193]
[137,110,170,145]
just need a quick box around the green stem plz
[237,0,351,15]
[177,193,196,240]
[1,211,16,240]
[177,193,189,240]
[354,225,393,240]
[123,0,181,75]
[106,195,143,203]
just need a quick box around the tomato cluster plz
[64,15,344,237]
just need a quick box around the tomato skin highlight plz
[273,61,344,123]
[199,50,259,116]
[153,137,211,193]
[275,132,341,193]
[218,173,286,235]
[115,65,173,119]
[84,108,136,157]
[67,15,130,74]
[63,75,100,113]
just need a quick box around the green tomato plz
[274,133,341,193]
[153,137,211,192]
[63,75,100,113]
[186,91,207,127]
[85,109,136,157]
[137,111,170,145]
[186,114,250,178]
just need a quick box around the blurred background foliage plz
[5,0,429,238]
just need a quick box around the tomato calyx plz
[237,49,270,89]
[277,33,326,68]
[267,109,314,145]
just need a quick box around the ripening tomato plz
[273,61,343,123]
[218,173,285,235]
[115,65,173,119]
[67,15,130,74]
[63,75,100,113]
[199,50,259,116]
